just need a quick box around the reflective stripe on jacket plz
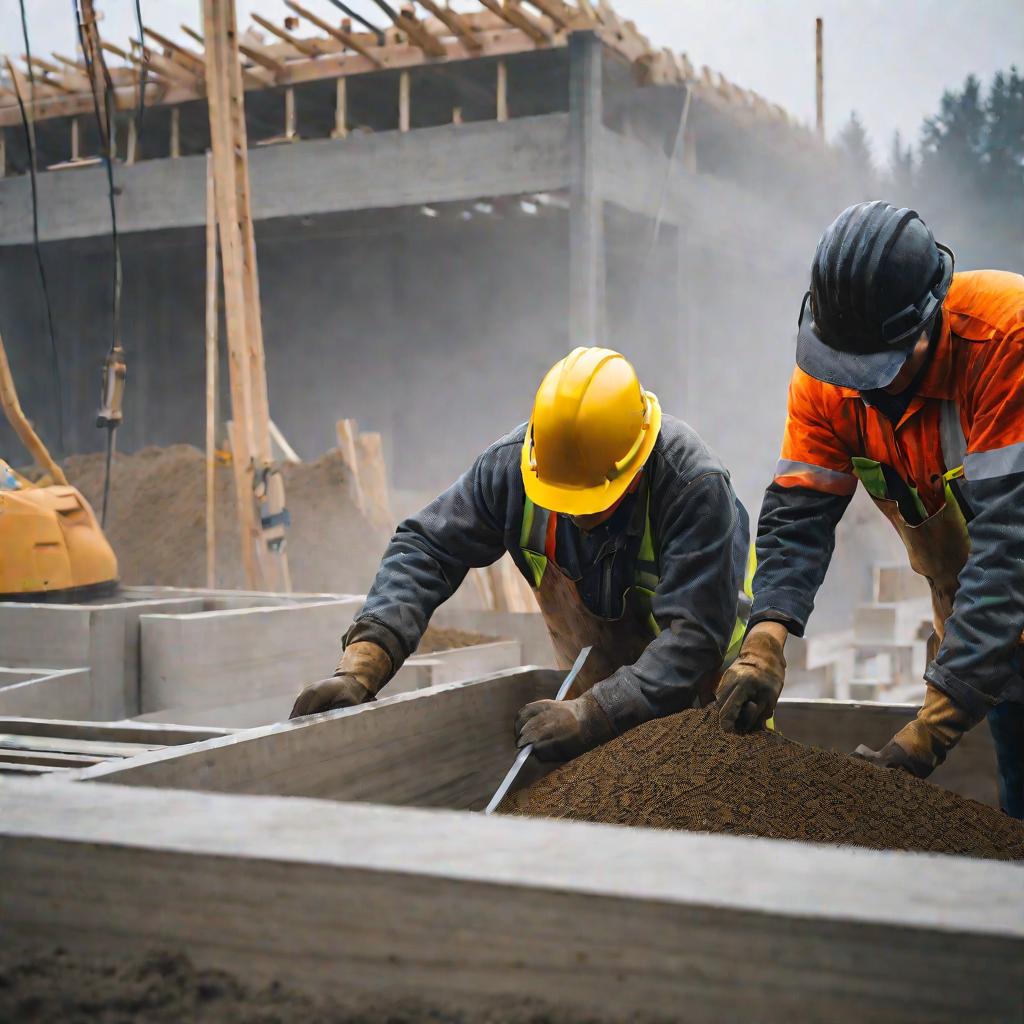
[752,269,1024,712]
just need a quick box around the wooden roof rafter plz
[0,0,813,145]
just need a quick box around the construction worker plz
[292,346,750,762]
[717,201,1024,818]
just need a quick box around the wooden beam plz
[477,0,550,45]
[169,106,181,157]
[523,0,571,30]
[238,42,286,77]
[332,77,348,137]
[396,10,448,58]
[367,0,446,58]
[143,27,207,75]
[399,70,410,131]
[413,0,482,53]
[496,57,508,120]
[282,1,384,67]
[204,0,290,592]
[335,419,365,513]
[205,151,218,590]
[250,14,322,58]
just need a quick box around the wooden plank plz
[250,14,324,59]
[238,42,286,77]
[335,418,366,513]
[399,70,410,131]
[205,0,291,593]
[283,1,384,67]
[414,0,483,53]
[477,0,550,44]
[354,430,392,526]
[269,420,301,463]
[332,77,348,137]
[143,27,207,76]
[496,57,508,120]
[205,151,219,591]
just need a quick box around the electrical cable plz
[73,0,124,526]
[15,0,65,457]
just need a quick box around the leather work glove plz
[852,685,984,779]
[514,690,615,763]
[716,630,787,734]
[289,641,392,719]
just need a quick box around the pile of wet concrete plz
[503,706,1024,861]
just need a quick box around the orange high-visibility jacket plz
[752,270,1024,714]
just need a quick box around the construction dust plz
[47,445,391,595]
[0,948,653,1024]
[503,706,1024,861]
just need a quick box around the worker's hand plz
[289,673,373,718]
[288,640,392,720]
[851,685,982,780]
[716,628,787,734]
[515,691,615,763]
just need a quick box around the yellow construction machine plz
[0,331,118,600]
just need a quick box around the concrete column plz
[568,31,605,348]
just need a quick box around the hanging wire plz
[15,0,65,457]
[72,0,121,364]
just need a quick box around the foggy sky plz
[1,1,1020,165]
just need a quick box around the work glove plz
[716,630,786,734]
[289,641,392,719]
[514,690,615,763]
[852,684,983,779]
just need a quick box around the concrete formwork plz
[77,669,1002,810]
[2,776,1021,1023]
[0,667,92,720]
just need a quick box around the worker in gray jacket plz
[291,347,750,762]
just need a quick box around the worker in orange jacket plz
[716,201,1024,818]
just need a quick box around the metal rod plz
[483,645,592,815]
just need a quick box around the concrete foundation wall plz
[2,778,1022,1023]
[81,668,560,806]
[0,667,92,720]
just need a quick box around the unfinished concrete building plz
[0,2,840,508]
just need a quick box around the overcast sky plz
[2,1,1019,166]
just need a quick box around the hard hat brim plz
[796,246,953,391]
[520,392,662,516]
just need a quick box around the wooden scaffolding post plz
[203,0,290,591]
[205,152,219,590]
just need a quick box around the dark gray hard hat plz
[796,201,954,390]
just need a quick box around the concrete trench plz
[0,593,1020,1022]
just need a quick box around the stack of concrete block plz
[783,631,855,698]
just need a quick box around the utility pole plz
[203,0,291,592]
[815,17,825,142]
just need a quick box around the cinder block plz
[873,563,931,603]
[853,601,932,646]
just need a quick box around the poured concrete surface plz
[2,777,1021,1023]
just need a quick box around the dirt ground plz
[51,445,391,595]
[0,948,654,1024]
[504,705,1024,861]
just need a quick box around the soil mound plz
[503,706,1024,861]
[54,445,391,595]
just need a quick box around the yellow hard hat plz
[521,347,661,515]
